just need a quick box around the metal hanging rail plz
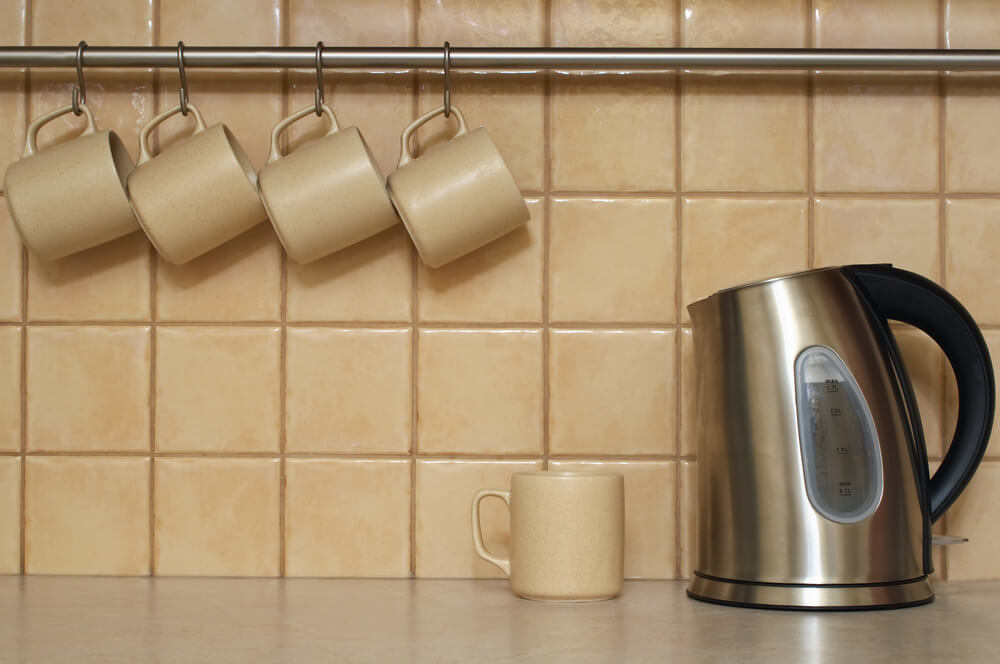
[1,46,1000,70]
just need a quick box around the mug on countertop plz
[472,470,625,602]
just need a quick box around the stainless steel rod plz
[1,46,1000,70]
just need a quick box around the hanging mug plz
[258,104,399,264]
[4,103,140,260]
[126,103,267,265]
[386,104,529,268]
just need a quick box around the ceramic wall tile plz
[549,197,675,323]
[0,457,17,574]
[285,459,411,577]
[945,75,1000,193]
[29,0,153,159]
[681,0,806,47]
[947,461,1000,579]
[813,73,939,193]
[945,329,1000,459]
[814,0,939,48]
[27,233,151,321]
[946,199,1000,325]
[0,327,19,453]
[681,73,807,192]
[289,0,413,47]
[156,224,282,322]
[946,0,1000,49]
[26,327,149,452]
[154,457,280,577]
[681,197,808,317]
[24,456,149,575]
[418,199,542,323]
[286,328,411,454]
[894,327,946,459]
[549,329,675,456]
[680,460,696,578]
[553,0,676,47]
[415,459,542,578]
[155,327,281,453]
[0,204,21,321]
[417,330,542,455]
[286,227,413,322]
[550,460,677,579]
[418,0,543,46]
[416,72,545,193]
[813,199,940,279]
[0,0,26,190]
[680,328,696,457]
[551,72,675,192]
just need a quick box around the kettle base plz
[687,573,933,610]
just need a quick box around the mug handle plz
[266,103,340,164]
[396,104,468,168]
[22,103,98,158]
[137,102,207,165]
[471,489,511,576]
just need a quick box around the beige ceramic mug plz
[258,104,399,263]
[3,103,140,260]
[386,104,530,268]
[472,471,625,602]
[126,102,267,264]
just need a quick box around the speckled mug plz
[472,471,625,602]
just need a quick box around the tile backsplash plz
[1,0,999,580]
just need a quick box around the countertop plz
[0,578,995,663]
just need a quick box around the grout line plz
[409,0,420,579]
[541,0,552,471]
[806,0,816,269]
[672,3,683,580]
[278,0,290,580]
[18,0,31,575]
[147,0,160,579]
[937,0,949,583]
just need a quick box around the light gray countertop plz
[0,577,994,663]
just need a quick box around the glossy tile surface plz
[681,72,807,192]
[0,0,26,192]
[813,198,940,278]
[549,197,675,323]
[24,456,149,575]
[814,0,939,48]
[0,327,18,453]
[0,203,22,321]
[680,460,697,579]
[26,233,151,321]
[553,0,676,47]
[946,0,1000,48]
[418,199,542,323]
[551,72,675,192]
[550,460,677,579]
[154,458,280,577]
[680,328,696,457]
[26,327,150,452]
[415,460,542,578]
[156,224,282,322]
[0,457,18,574]
[417,330,542,455]
[682,0,806,47]
[418,0,543,46]
[155,327,281,453]
[813,73,938,193]
[549,330,675,456]
[286,226,413,322]
[894,327,946,459]
[289,0,412,47]
[945,199,1000,325]
[286,328,411,454]
[945,75,1000,193]
[285,459,411,577]
[681,197,808,315]
[417,72,545,192]
[947,462,1000,579]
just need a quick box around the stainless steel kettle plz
[686,264,994,609]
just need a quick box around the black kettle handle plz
[844,264,994,522]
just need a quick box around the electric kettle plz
[686,264,994,609]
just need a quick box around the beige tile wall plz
[0,0,998,580]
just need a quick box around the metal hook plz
[177,41,189,116]
[443,41,451,118]
[72,40,87,116]
[315,41,325,116]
